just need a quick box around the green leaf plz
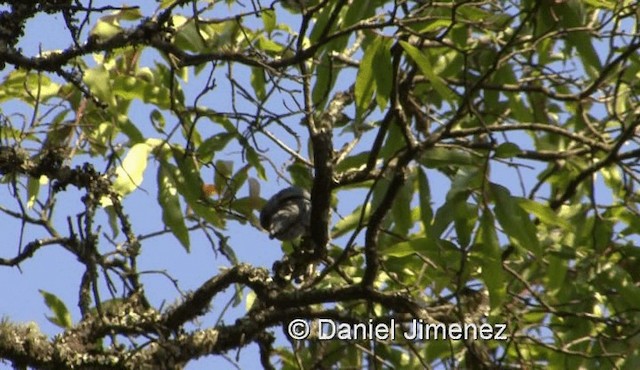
[170,150,224,228]
[26,175,45,209]
[226,165,250,200]
[516,198,572,230]
[399,41,455,102]
[39,290,72,329]
[382,236,437,257]
[494,142,521,158]
[355,39,378,120]
[243,143,266,180]
[374,39,393,110]
[430,196,457,238]
[288,161,313,190]
[256,36,284,54]
[490,183,541,256]
[547,253,568,292]
[90,19,123,40]
[392,181,413,235]
[474,211,506,309]
[84,66,114,106]
[172,16,205,52]
[261,9,276,34]
[214,160,234,197]
[419,19,452,33]
[420,147,476,168]
[601,165,624,199]
[335,151,369,173]
[448,167,481,201]
[117,7,143,21]
[0,70,59,103]
[197,132,235,163]
[170,149,204,202]
[332,203,371,239]
[557,1,602,78]
[453,202,477,248]
[158,165,190,252]
[309,1,337,43]
[312,54,332,107]
[117,114,145,144]
[383,238,460,277]
[0,69,61,104]
[379,121,405,159]
[417,168,433,231]
[103,205,119,238]
[112,142,153,196]
[251,67,266,101]
[112,75,171,109]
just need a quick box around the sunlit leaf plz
[112,143,152,196]
[26,175,46,209]
[84,66,115,106]
[246,290,257,311]
[113,75,171,109]
[90,19,122,40]
[261,9,276,34]
[257,36,284,54]
[39,290,72,329]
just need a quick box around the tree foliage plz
[1,0,640,368]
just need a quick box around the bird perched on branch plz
[260,186,311,241]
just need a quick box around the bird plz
[260,186,311,241]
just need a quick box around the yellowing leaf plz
[113,142,153,196]
[246,290,257,311]
[27,175,47,209]
[90,19,123,39]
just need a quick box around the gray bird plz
[260,186,311,241]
